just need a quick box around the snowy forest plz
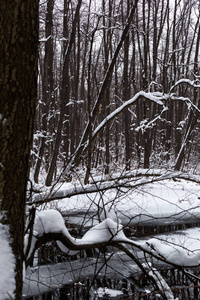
[1,0,200,299]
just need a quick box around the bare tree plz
[34,0,55,183]
[45,0,82,186]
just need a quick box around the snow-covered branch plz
[28,169,200,205]
[26,209,182,298]
[63,88,196,179]
[66,91,167,173]
[142,262,175,300]
[29,169,172,204]
[26,209,200,269]
[92,91,167,138]
[170,79,200,93]
[25,209,126,265]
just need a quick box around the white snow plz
[46,178,200,228]
[39,35,52,42]
[32,209,125,248]
[142,262,175,300]
[94,287,123,299]
[60,37,68,41]
[88,91,168,148]
[0,222,15,300]
[25,174,200,297]
[34,209,66,236]
[116,179,200,225]
[80,218,125,244]
[30,207,200,268]
[99,206,119,222]
[170,78,200,93]
[143,227,200,267]
[29,176,200,263]
[25,209,76,259]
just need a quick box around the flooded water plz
[23,242,200,300]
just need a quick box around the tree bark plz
[174,12,200,170]
[122,0,131,171]
[34,0,54,183]
[45,0,82,186]
[0,0,38,298]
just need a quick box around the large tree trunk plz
[0,0,38,298]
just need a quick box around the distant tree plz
[174,4,200,170]
[34,0,55,183]
[45,0,82,186]
[0,0,39,298]
[120,0,130,170]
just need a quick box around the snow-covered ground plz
[0,223,15,300]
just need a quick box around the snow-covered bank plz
[43,178,200,228]
[0,223,15,300]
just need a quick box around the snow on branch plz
[39,35,52,42]
[26,209,200,270]
[29,169,173,204]
[64,90,192,176]
[135,107,168,133]
[170,79,200,93]
[91,91,167,140]
[142,262,175,300]
[28,169,200,205]
[144,238,200,267]
[25,209,126,264]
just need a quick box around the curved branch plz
[26,210,200,270]
[66,91,167,174]
[170,79,200,93]
[64,89,196,178]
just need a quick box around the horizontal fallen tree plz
[28,169,200,205]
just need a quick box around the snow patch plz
[146,236,200,267]
[0,222,15,300]
[94,287,123,299]
[34,209,66,235]
[80,218,125,244]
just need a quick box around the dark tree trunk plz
[142,0,150,169]
[0,0,38,298]
[45,0,82,186]
[122,2,131,171]
[67,0,139,174]
[34,0,54,183]
[102,0,112,175]
[174,13,200,171]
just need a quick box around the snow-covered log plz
[28,169,200,205]
[26,209,200,269]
